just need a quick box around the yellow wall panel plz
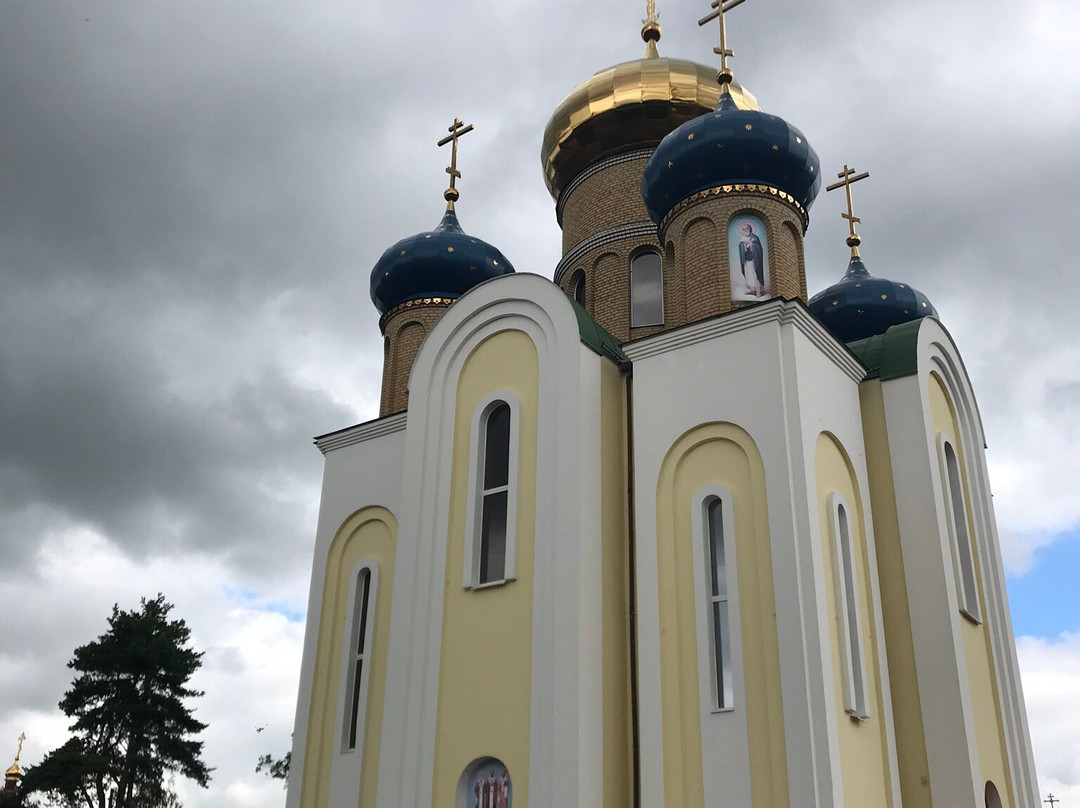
[432,329,539,807]
[300,507,397,808]
[814,432,895,807]
[928,372,1014,805]
[654,423,787,808]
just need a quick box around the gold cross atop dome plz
[698,0,752,88]
[826,164,871,257]
[4,733,24,782]
[437,117,474,211]
[1044,795,1059,807]
[641,0,662,58]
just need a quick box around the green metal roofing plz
[570,300,628,364]
[847,318,925,381]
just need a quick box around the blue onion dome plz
[808,255,937,344]
[369,208,515,315]
[641,91,821,226]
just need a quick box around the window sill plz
[709,706,735,715]
[960,608,982,626]
[466,577,516,591]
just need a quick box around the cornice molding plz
[554,221,659,285]
[314,411,408,455]
[623,299,865,383]
[658,183,809,236]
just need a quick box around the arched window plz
[828,493,868,719]
[342,562,378,752]
[570,269,586,307]
[705,496,734,710]
[464,395,520,588]
[940,437,981,621]
[630,250,663,327]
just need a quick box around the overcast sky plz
[1,0,1078,804]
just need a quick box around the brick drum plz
[379,300,453,416]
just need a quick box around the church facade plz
[285,10,1040,808]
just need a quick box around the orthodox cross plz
[437,117,474,210]
[826,164,871,257]
[1045,795,1060,807]
[14,733,23,762]
[698,0,751,87]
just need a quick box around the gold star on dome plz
[826,163,870,257]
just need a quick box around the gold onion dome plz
[541,45,759,201]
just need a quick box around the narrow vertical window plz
[831,499,868,719]
[479,402,511,584]
[630,250,663,326]
[343,564,377,751]
[943,440,980,621]
[706,498,733,709]
[571,269,586,307]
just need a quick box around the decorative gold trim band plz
[379,296,455,331]
[658,183,809,234]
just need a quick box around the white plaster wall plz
[624,300,898,808]
[373,273,612,808]
[286,417,407,808]
[881,319,1040,808]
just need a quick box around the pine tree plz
[21,596,210,808]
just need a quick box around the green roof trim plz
[847,318,925,381]
[570,300,628,364]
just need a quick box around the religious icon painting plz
[460,757,512,808]
[728,215,770,301]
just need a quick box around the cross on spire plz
[1045,795,1060,807]
[641,0,662,58]
[826,164,871,257]
[14,733,23,762]
[437,117,474,211]
[698,0,751,88]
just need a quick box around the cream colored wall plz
[859,380,933,808]
[299,507,397,808]
[600,360,633,807]
[928,371,1015,805]
[431,329,539,807]
[814,432,896,808]
[654,423,787,808]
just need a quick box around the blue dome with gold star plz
[808,255,937,344]
[369,209,515,315]
[641,92,821,225]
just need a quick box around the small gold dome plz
[541,56,759,200]
[5,763,19,781]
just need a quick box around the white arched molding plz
[936,432,981,623]
[378,274,601,808]
[690,483,740,715]
[462,391,522,589]
[919,323,1041,807]
[825,492,869,720]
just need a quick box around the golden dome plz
[541,55,760,200]
[5,763,19,781]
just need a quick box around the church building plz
[285,5,1041,807]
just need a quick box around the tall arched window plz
[828,494,868,719]
[570,269,586,307]
[464,395,520,588]
[705,497,734,709]
[940,437,981,621]
[630,250,663,327]
[342,562,378,752]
